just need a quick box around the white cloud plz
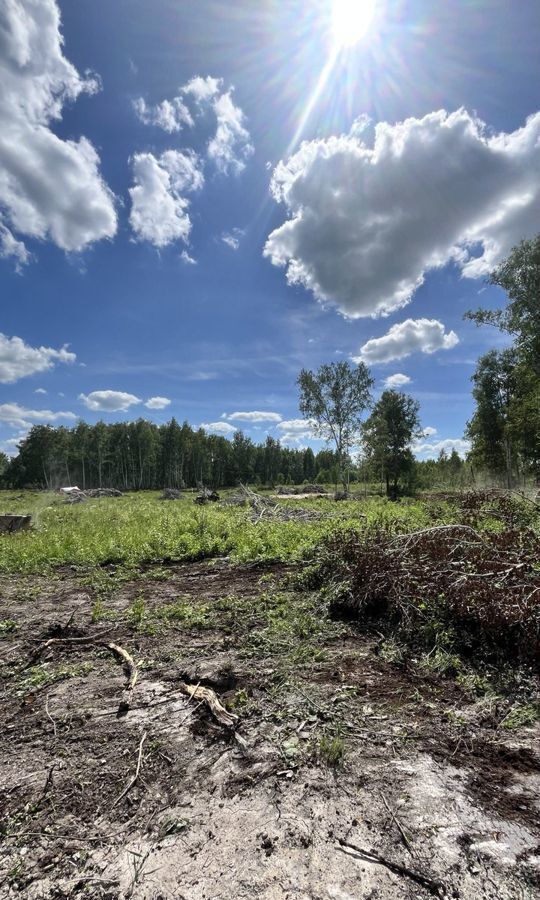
[208,90,254,175]
[422,426,437,437]
[383,373,411,389]
[413,438,471,459]
[180,250,197,265]
[34,388,47,395]
[134,75,253,176]
[355,319,458,365]
[79,391,141,412]
[129,150,203,247]
[145,396,171,410]
[0,403,76,428]
[200,421,237,435]
[278,434,308,448]
[264,108,540,317]
[133,96,193,133]
[0,333,76,383]
[183,75,221,104]
[276,418,317,438]
[0,0,116,264]
[225,411,282,423]
[0,223,31,270]
[221,227,245,251]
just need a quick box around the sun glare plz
[332,0,376,47]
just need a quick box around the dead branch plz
[380,791,414,854]
[337,838,446,897]
[112,731,147,808]
[178,681,238,728]
[104,641,138,711]
[35,764,55,808]
[25,628,116,668]
[239,483,323,523]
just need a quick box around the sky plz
[1,0,539,459]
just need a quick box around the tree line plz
[0,420,345,491]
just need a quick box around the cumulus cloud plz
[134,75,253,176]
[221,228,245,251]
[0,333,76,383]
[276,418,317,438]
[413,438,471,458]
[79,391,141,412]
[355,319,458,365]
[225,411,282,423]
[129,150,203,247]
[0,0,116,265]
[183,76,221,104]
[180,250,197,265]
[145,396,171,410]
[422,426,437,437]
[208,90,253,175]
[200,421,237,435]
[383,373,411,389]
[0,223,31,270]
[0,403,76,428]
[264,108,540,317]
[133,96,193,133]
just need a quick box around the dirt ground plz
[1,559,539,899]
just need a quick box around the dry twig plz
[337,838,446,897]
[112,731,148,808]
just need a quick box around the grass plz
[0,490,450,574]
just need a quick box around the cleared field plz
[1,490,539,899]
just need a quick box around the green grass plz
[0,490,450,574]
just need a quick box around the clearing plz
[0,491,539,899]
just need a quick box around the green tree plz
[465,234,540,375]
[466,349,516,484]
[298,361,373,490]
[363,390,421,497]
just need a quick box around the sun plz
[331,0,376,47]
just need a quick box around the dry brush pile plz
[317,494,540,667]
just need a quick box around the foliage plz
[0,491,440,574]
[298,361,373,489]
[466,234,540,480]
[362,390,422,496]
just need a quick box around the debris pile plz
[84,488,123,498]
[275,484,326,496]
[63,487,123,503]
[321,516,540,666]
[159,488,183,500]
[240,484,323,522]
[194,488,220,505]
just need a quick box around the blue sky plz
[1,0,539,458]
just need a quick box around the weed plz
[318,731,346,767]
[418,648,463,677]
[91,598,106,623]
[0,619,17,635]
[500,703,540,730]
[128,594,146,629]
[159,600,209,628]
[18,662,93,693]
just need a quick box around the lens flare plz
[332,0,376,47]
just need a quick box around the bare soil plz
[1,560,539,899]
